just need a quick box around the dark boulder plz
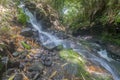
[106,44,120,61]
[20,28,35,37]
[25,1,36,13]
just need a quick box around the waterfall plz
[19,3,120,80]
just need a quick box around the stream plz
[20,3,120,80]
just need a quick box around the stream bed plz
[18,2,120,80]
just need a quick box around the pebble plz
[12,52,20,57]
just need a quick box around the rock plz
[40,54,46,61]
[12,52,20,57]
[36,8,45,20]
[40,54,52,66]
[25,2,36,13]
[106,44,120,56]
[19,54,26,59]
[44,59,52,67]
[26,71,36,79]
[35,53,42,58]
[20,28,34,37]
[28,62,44,73]
[8,61,20,68]
[106,44,120,61]
[14,74,23,80]
[8,41,15,53]
[54,45,63,51]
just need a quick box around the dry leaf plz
[49,71,57,79]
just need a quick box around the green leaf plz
[21,41,31,50]
[8,74,15,80]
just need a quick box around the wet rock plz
[14,74,23,80]
[25,2,36,12]
[28,62,44,73]
[36,8,45,20]
[20,28,34,37]
[41,17,52,29]
[106,44,120,56]
[106,44,120,60]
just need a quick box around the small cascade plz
[20,3,120,80]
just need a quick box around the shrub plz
[17,9,29,25]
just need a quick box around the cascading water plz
[20,3,120,80]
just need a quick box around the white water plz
[20,4,120,80]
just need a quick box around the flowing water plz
[20,4,120,80]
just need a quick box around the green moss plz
[59,49,92,80]
[17,9,29,25]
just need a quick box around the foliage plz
[21,41,31,50]
[47,0,120,30]
[46,0,120,45]
[115,12,120,24]
[102,33,120,45]
[17,8,29,25]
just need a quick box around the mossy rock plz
[59,49,113,80]
[59,49,92,80]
